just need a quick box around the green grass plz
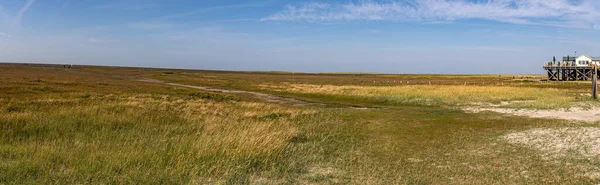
[0,94,314,184]
[308,108,600,184]
[1,64,599,184]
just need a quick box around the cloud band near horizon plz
[261,0,600,29]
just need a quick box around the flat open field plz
[2,63,600,184]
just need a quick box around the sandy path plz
[137,78,329,107]
[465,107,600,122]
[59,69,371,109]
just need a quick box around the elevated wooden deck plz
[543,64,600,81]
[543,66,592,70]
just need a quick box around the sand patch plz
[308,166,341,176]
[299,166,344,184]
[465,107,600,122]
[250,176,285,184]
[503,127,600,179]
[503,127,600,158]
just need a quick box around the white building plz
[563,54,600,66]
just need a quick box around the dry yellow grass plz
[261,83,576,108]
[1,93,318,183]
[4,65,600,184]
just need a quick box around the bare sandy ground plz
[503,127,600,158]
[465,107,600,122]
[503,127,600,179]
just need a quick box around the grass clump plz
[261,112,291,120]
[5,105,24,113]
[187,92,238,102]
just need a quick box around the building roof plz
[563,56,576,61]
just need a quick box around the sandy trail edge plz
[137,78,373,109]
[465,107,600,122]
[137,78,315,106]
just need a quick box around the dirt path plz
[137,78,333,107]
[61,69,332,107]
[57,68,369,109]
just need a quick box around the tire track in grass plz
[137,78,373,109]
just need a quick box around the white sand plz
[465,107,600,122]
[503,127,600,158]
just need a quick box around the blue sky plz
[1,0,600,74]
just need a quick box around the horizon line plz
[0,61,543,76]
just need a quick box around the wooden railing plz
[544,61,589,67]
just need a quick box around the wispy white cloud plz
[379,45,529,52]
[262,0,600,29]
[0,32,11,37]
[130,19,257,30]
[0,5,9,26]
[87,37,101,43]
[126,2,263,31]
[155,2,268,21]
[88,37,117,44]
[130,22,173,30]
[0,0,35,40]
[14,0,35,27]
[367,29,380,34]
[95,2,157,10]
[153,27,250,43]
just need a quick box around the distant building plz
[544,54,600,81]
[562,54,600,66]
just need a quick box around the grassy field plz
[1,64,600,184]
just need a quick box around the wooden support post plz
[593,66,598,99]
[560,69,563,81]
